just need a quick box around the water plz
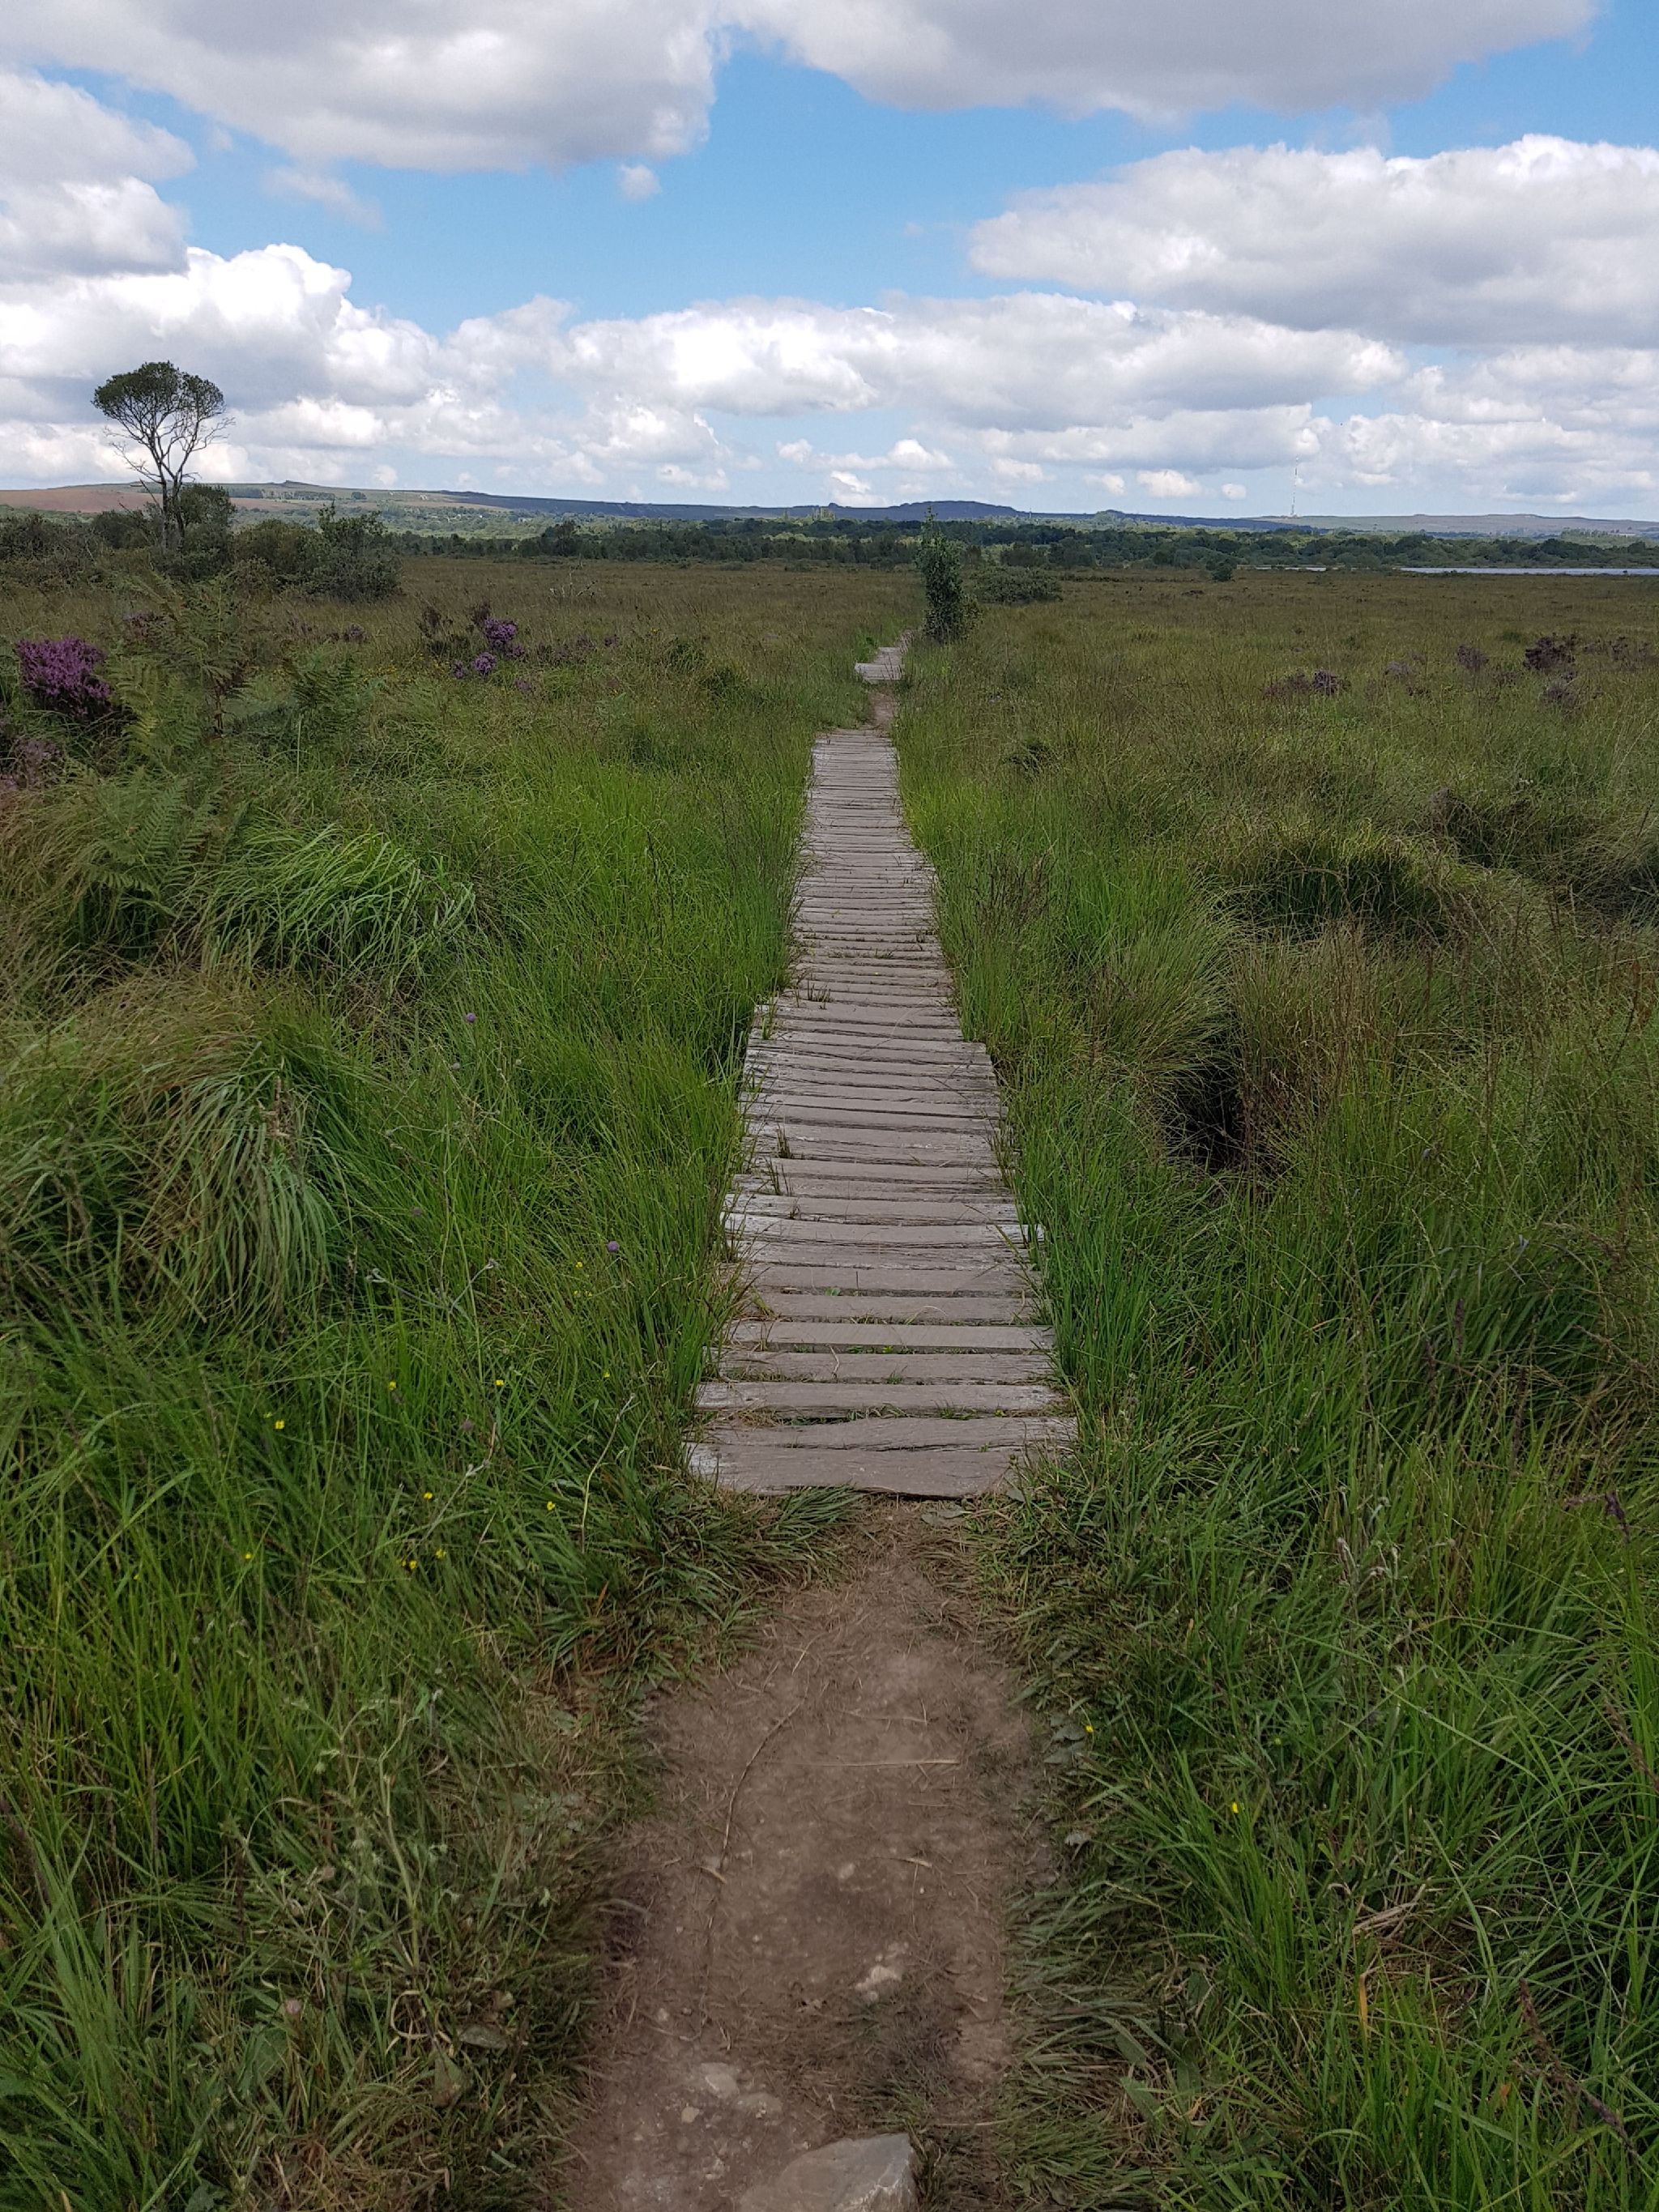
[1401,565,1659,577]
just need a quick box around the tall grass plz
[0,556,911,2206]
[898,573,1659,2210]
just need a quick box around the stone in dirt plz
[736,2133,919,2212]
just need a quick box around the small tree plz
[92,360,228,551]
[312,505,401,601]
[916,519,970,642]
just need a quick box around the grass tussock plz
[898,571,1659,2210]
[0,555,911,2206]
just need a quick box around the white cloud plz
[618,163,662,201]
[1220,481,1247,497]
[266,167,382,228]
[2,2,726,173]
[0,70,191,281]
[971,136,1659,348]
[0,69,190,189]
[745,0,1593,122]
[550,294,1401,426]
[3,232,1655,513]
[0,2,1595,173]
[1138,468,1202,497]
[778,435,956,473]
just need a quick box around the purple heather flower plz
[463,1011,477,1025]
[606,1240,620,1252]
[15,637,113,720]
[471,651,497,677]
[476,612,526,659]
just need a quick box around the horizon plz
[6,477,1659,539]
[1,4,1657,517]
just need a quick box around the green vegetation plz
[897,573,1659,2208]
[0,556,909,2205]
[919,523,973,641]
[8,536,1657,2210]
[10,496,1659,585]
[394,516,1659,573]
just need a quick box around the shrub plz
[917,526,971,641]
[975,568,1061,605]
[311,505,401,602]
[449,607,530,678]
[15,637,113,721]
[0,513,100,578]
[232,518,322,587]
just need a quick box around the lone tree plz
[93,360,228,550]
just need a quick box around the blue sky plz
[2,2,1656,514]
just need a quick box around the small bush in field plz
[975,567,1061,606]
[311,504,401,602]
[15,637,114,720]
[447,607,527,678]
[1264,667,1344,699]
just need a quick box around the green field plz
[2,552,1657,2207]
[900,572,1659,2208]
[0,557,907,2205]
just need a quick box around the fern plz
[66,773,229,952]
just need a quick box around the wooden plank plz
[693,645,1070,1498]
[697,1379,1060,1414]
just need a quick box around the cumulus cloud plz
[3,225,1655,511]
[550,294,1401,427]
[618,164,662,201]
[741,0,1593,124]
[2,0,1595,173]
[1138,468,1202,497]
[0,69,191,282]
[971,135,1659,347]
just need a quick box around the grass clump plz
[898,570,1659,2209]
[0,553,912,2205]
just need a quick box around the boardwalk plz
[689,647,1072,1496]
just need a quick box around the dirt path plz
[561,1513,1043,2209]
[559,655,1060,2207]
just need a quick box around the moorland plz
[1,540,1655,2209]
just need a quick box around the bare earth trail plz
[562,652,1067,2209]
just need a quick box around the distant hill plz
[2,480,1654,539]
[0,482,149,513]
[1268,511,1659,539]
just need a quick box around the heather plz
[0,554,909,2206]
[896,569,1659,2208]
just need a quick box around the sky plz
[1,1,1656,517]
